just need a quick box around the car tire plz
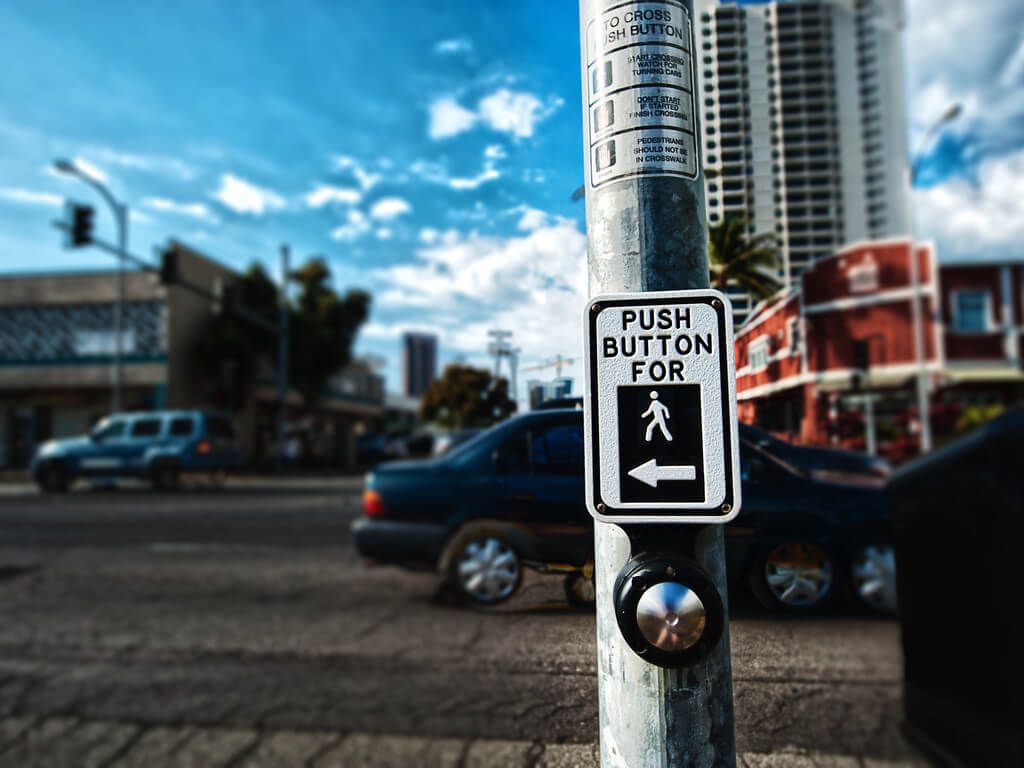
[850,542,898,615]
[37,461,71,493]
[564,572,596,611]
[150,462,181,491]
[749,539,836,613]
[447,533,523,607]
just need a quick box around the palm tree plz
[708,215,782,301]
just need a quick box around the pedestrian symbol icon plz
[643,391,673,442]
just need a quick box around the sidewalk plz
[0,716,927,767]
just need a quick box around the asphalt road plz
[0,481,925,766]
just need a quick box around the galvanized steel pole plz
[578,1,737,765]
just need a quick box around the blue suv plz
[30,411,242,492]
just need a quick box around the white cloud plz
[88,148,195,180]
[410,145,504,191]
[369,196,412,221]
[418,227,441,245]
[434,38,473,56]
[375,227,393,240]
[213,173,285,215]
[515,207,551,232]
[915,148,1024,260]
[484,144,507,160]
[428,96,478,140]
[0,188,62,207]
[143,196,216,221]
[305,184,362,208]
[478,89,562,140]
[372,218,588,388]
[332,155,381,191]
[427,89,562,142]
[330,209,371,242]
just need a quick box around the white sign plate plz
[584,0,699,188]
[583,290,741,524]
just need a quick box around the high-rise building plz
[401,332,438,398]
[694,0,911,325]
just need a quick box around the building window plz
[953,291,993,333]
[749,337,770,372]
[847,254,878,293]
[788,318,802,356]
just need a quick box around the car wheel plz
[750,540,835,612]
[851,543,898,614]
[449,535,522,606]
[564,572,596,611]
[37,461,71,493]
[150,462,181,491]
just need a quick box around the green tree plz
[708,215,782,301]
[420,364,517,429]
[195,264,278,412]
[288,258,371,405]
[195,258,369,411]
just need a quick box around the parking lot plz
[0,480,925,766]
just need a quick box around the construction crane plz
[521,354,575,378]
[487,330,519,400]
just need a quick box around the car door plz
[79,418,130,476]
[523,417,590,565]
[124,416,164,473]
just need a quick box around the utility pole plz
[578,1,736,765]
[277,245,290,472]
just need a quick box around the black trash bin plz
[888,409,1024,767]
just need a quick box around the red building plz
[734,239,1023,460]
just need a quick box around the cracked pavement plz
[0,482,927,766]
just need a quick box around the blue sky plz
[2,0,1023,397]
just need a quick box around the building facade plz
[694,0,911,324]
[734,239,1024,460]
[0,244,385,469]
[401,332,438,398]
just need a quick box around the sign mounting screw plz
[721,504,731,514]
[592,303,601,312]
[597,503,607,513]
[712,298,723,310]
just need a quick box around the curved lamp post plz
[53,158,129,413]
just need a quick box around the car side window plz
[130,419,162,438]
[169,418,196,437]
[93,420,127,442]
[495,430,530,474]
[530,423,584,476]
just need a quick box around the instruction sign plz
[583,290,741,524]
[584,0,699,188]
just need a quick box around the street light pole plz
[53,158,129,413]
[277,244,291,473]
[906,103,961,454]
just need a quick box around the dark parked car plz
[30,410,242,492]
[353,409,895,613]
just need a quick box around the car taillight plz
[197,440,212,455]
[362,489,387,517]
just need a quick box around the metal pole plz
[864,393,877,456]
[906,244,931,453]
[277,245,290,472]
[113,203,127,413]
[578,1,736,765]
[905,105,958,454]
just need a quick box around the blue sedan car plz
[353,409,896,614]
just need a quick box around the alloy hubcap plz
[765,542,833,607]
[457,538,520,602]
[852,545,898,613]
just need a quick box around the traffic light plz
[158,249,179,285]
[66,203,94,247]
